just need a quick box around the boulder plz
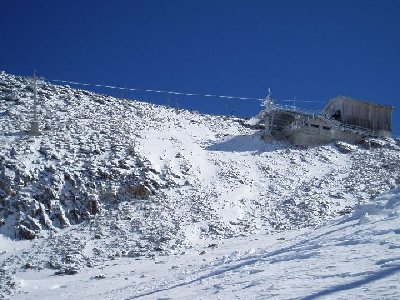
[125,183,151,199]
[18,224,36,240]
[369,139,384,148]
[335,141,356,154]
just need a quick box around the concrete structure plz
[264,96,395,146]
[285,116,364,146]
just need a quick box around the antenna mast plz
[33,76,38,121]
[30,72,41,136]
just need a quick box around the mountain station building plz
[264,96,394,146]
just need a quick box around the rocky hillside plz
[0,71,400,297]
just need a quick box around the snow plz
[1,71,400,299]
[6,187,400,299]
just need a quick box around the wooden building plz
[264,96,395,146]
[323,96,394,133]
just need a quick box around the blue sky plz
[0,0,399,135]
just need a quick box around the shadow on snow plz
[206,133,292,153]
[301,264,400,300]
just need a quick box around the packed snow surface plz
[0,71,399,299]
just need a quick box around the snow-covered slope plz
[2,185,399,299]
[1,71,400,299]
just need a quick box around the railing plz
[285,116,314,131]
[281,111,381,137]
[272,103,322,116]
[336,123,380,137]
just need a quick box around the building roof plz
[323,95,395,112]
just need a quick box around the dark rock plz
[335,142,355,154]
[127,250,143,258]
[92,149,101,155]
[65,254,73,263]
[88,195,101,215]
[26,216,42,231]
[18,224,36,240]
[370,139,384,148]
[64,172,72,181]
[124,183,151,199]
[55,266,79,276]
[338,207,353,215]
[9,148,17,157]
[359,139,371,150]
[118,159,130,169]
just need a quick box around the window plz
[311,124,319,128]
[323,126,331,130]
[332,110,341,121]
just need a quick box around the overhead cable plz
[48,78,325,106]
[49,79,265,102]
